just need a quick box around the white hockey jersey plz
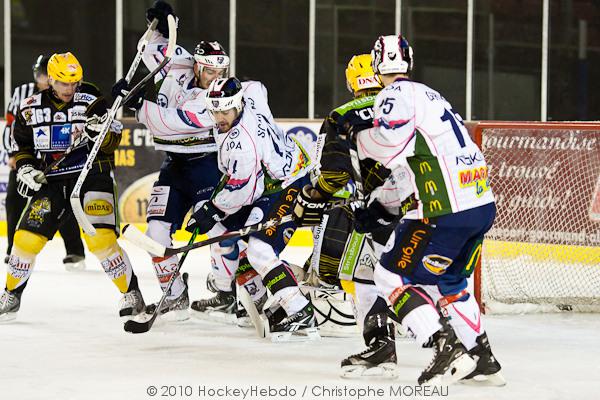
[137,32,275,154]
[357,78,494,219]
[212,109,312,215]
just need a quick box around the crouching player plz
[185,77,318,341]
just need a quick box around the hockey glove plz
[16,164,46,198]
[292,185,328,226]
[353,200,396,234]
[146,0,175,37]
[186,201,226,235]
[111,78,145,111]
[83,114,123,142]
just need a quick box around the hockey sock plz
[236,257,267,304]
[354,281,382,325]
[85,229,135,294]
[391,286,442,346]
[6,230,47,292]
[152,254,185,299]
[439,291,483,351]
[263,264,308,315]
[210,242,239,291]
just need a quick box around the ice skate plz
[418,321,476,385]
[190,287,237,324]
[119,275,146,317]
[145,273,190,321]
[63,254,86,272]
[0,289,21,322]
[460,332,506,386]
[269,302,320,342]
[341,316,398,379]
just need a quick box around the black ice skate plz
[190,287,237,324]
[269,302,320,342]
[341,313,398,378]
[63,254,86,272]
[119,275,146,317]
[0,289,21,322]
[145,273,190,321]
[418,320,476,385]
[460,332,506,386]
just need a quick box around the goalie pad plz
[300,285,359,337]
[338,230,376,283]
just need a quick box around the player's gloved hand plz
[146,0,175,37]
[292,185,328,226]
[186,201,226,235]
[83,114,123,143]
[353,200,396,233]
[112,78,145,111]
[16,164,46,198]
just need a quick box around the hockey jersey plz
[357,78,494,219]
[12,82,121,179]
[212,108,312,215]
[4,82,36,152]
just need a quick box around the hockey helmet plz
[205,77,244,113]
[371,34,413,75]
[194,41,230,74]
[32,55,50,78]
[47,52,83,83]
[345,54,382,94]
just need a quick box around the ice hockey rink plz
[1,237,599,400]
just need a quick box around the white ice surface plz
[1,237,599,400]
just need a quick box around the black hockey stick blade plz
[124,313,159,334]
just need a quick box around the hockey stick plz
[69,16,176,235]
[122,198,360,257]
[124,228,199,334]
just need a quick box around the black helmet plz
[194,41,230,71]
[32,54,50,78]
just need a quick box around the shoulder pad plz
[333,95,376,117]
[19,93,42,109]
[73,82,102,103]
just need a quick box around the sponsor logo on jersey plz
[157,94,168,108]
[356,76,378,90]
[22,95,41,107]
[33,126,51,149]
[458,166,490,197]
[22,109,35,124]
[228,129,240,139]
[396,227,428,271]
[74,92,97,103]
[53,112,66,122]
[85,199,114,216]
[68,106,87,121]
[422,254,453,275]
[51,123,72,150]
[456,152,484,166]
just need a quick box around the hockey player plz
[184,77,317,340]
[3,55,86,271]
[0,52,145,321]
[354,35,504,385]
[113,0,268,321]
[293,54,402,376]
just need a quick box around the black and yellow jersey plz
[315,94,390,198]
[12,82,121,180]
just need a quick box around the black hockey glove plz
[186,201,226,235]
[353,200,396,234]
[292,185,328,226]
[111,78,145,111]
[146,0,175,37]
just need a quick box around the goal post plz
[467,122,600,313]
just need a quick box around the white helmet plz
[371,34,414,75]
[205,77,244,113]
[194,41,230,74]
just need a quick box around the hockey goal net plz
[469,122,600,313]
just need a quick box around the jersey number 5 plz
[440,108,466,148]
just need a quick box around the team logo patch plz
[85,199,114,216]
[27,198,51,228]
[33,126,50,149]
[53,112,66,122]
[23,109,35,124]
[422,254,453,276]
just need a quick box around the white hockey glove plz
[16,164,46,198]
[84,114,123,142]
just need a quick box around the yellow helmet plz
[47,52,83,83]
[345,54,382,94]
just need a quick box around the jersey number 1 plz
[440,108,466,148]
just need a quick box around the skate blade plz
[461,371,506,387]
[421,354,477,386]
[0,312,18,323]
[190,309,238,325]
[270,327,321,343]
[341,363,400,379]
[64,261,86,272]
[156,309,190,322]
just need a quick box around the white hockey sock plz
[444,295,483,350]
[402,304,443,346]
[273,286,309,315]
[354,281,379,324]
[210,243,238,292]
[151,255,185,299]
